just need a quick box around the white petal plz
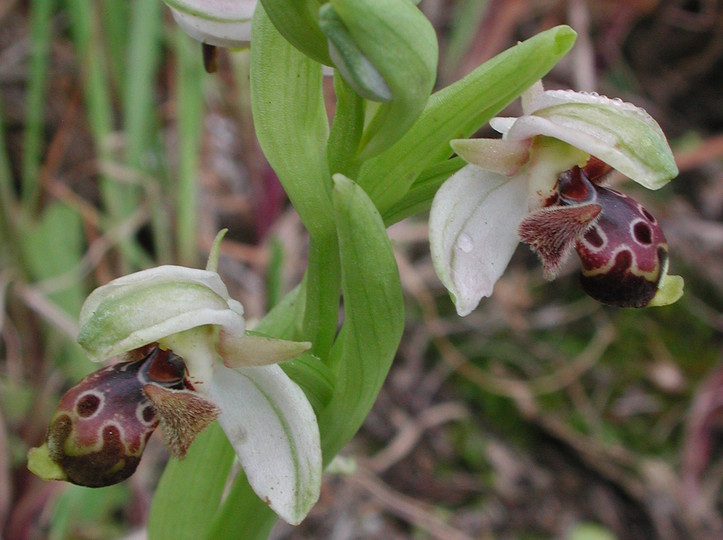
[451,139,530,175]
[503,96,678,189]
[520,80,544,114]
[164,0,256,47]
[429,165,528,316]
[524,88,643,114]
[78,266,245,362]
[100,307,243,366]
[489,117,516,136]
[206,364,322,525]
[80,266,239,325]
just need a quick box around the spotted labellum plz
[429,80,684,316]
[519,159,675,307]
[28,347,190,487]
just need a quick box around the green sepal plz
[358,25,577,215]
[331,0,438,159]
[259,0,331,65]
[319,174,405,457]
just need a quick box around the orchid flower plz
[429,81,683,316]
[28,233,321,525]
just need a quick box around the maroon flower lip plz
[519,161,670,308]
[42,347,187,487]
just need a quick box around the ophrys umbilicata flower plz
[28,233,321,525]
[429,81,683,316]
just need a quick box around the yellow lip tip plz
[648,275,684,307]
[27,444,67,482]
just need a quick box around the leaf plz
[148,423,235,540]
[21,202,89,379]
[258,0,331,65]
[319,174,405,457]
[250,4,333,241]
[382,156,465,226]
[357,25,577,214]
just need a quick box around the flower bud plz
[329,0,438,158]
[318,4,392,102]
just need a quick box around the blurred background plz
[1,0,722,538]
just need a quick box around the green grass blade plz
[65,0,140,270]
[174,30,205,267]
[21,0,55,208]
[101,0,131,92]
[0,97,16,242]
[123,0,171,263]
[122,0,162,172]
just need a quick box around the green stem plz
[327,72,365,179]
[302,233,341,360]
